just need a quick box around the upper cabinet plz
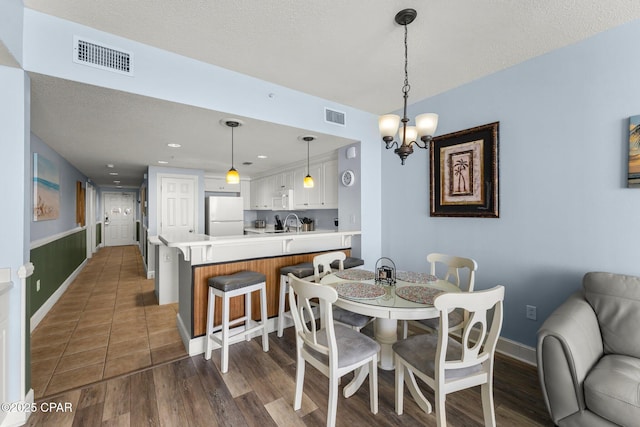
[250,175,276,210]
[204,177,240,193]
[247,155,338,211]
[205,176,250,208]
[293,159,337,209]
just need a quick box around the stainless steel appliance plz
[205,196,244,236]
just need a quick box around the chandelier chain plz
[402,22,410,95]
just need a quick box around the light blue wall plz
[30,134,88,242]
[0,0,23,62]
[382,19,640,347]
[0,65,29,405]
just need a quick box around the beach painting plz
[33,153,60,221]
[629,115,640,188]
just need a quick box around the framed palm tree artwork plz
[430,122,499,218]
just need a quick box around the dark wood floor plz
[26,324,553,427]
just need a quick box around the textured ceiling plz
[17,1,640,186]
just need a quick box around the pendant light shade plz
[302,135,315,188]
[222,119,241,184]
[226,167,239,184]
[379,9,439,165]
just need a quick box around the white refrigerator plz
[205,196,245,236]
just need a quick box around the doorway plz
[103,192,136,246]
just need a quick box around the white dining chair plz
[394,285,505,427]
[313,252,373,331]
[402,253,478,339]
[288,274,379,427]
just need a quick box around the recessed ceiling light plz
[116,185,123,188]
[257,155,267,159]
[106,164,115,168]
[167,143,181,148]
[109,172,118,176]
[158,160,168,164]
[113,180,120,184]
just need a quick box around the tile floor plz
[30,245,187,399]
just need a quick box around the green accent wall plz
[28,229,87,317]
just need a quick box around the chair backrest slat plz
[313,251,346,282]
[427,253,477,292]
[434,286,504,371]
[288,273,338,361]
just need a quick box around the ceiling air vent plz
[325,108,346,126]
[73,36,134,76]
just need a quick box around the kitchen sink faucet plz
[283,213,301,233]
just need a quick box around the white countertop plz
[157,229,361,264]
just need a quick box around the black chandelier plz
[379,8,438,165]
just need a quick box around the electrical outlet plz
[36,279,41,292]
[526,305,537,320]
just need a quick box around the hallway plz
[30,245,187,398]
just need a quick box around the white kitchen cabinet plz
[275,171,294,192]
[250,176,276,210]
[204,177,240,193]
[322,159,339,209]
[294,163,324,208]
[240,180,251,210]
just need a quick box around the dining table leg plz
[343,365,369,398]
[374,318,398,370]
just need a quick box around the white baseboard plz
[0,388,33,427]
[30,260,87,332]
[496,335,536,366]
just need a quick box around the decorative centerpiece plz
[375,257,396,285]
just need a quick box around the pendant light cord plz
[307,139,310,174]
[231,125,235,168]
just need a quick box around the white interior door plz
[104,192,136,246]
[159,175,196,234]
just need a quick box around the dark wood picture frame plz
[430,122,499,218]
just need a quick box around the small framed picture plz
[430,122,499,218]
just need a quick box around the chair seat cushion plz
[305,324,380,368]
[416,308,464,330]
[584,354,640,426]
[280,263,314,278]
[331,257,365,270]
[332,307,372,329]
[393,333,482,380]
[208,270,266,292]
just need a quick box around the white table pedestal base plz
[373,318,398,370]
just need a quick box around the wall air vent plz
[325,108,346,126]
[73,36,134,76]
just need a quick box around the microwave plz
[272,189,294,210]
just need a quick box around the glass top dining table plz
[320,270,460,371]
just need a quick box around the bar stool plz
[331,256,365,270]
[204,270,269,373]
[277,262,315,337]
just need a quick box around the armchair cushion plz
[584,272,640,358]
[584,354,640,426]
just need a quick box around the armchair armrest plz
[537,291,604,424]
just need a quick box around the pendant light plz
[223,120,241,184]
[302,136,315,188]
[379,8,438,165]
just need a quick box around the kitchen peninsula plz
[158,229,361,355]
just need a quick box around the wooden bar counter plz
[158,230,361,355]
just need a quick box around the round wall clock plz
[341,169,355,187]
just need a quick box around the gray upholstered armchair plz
[537,272,640,426]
